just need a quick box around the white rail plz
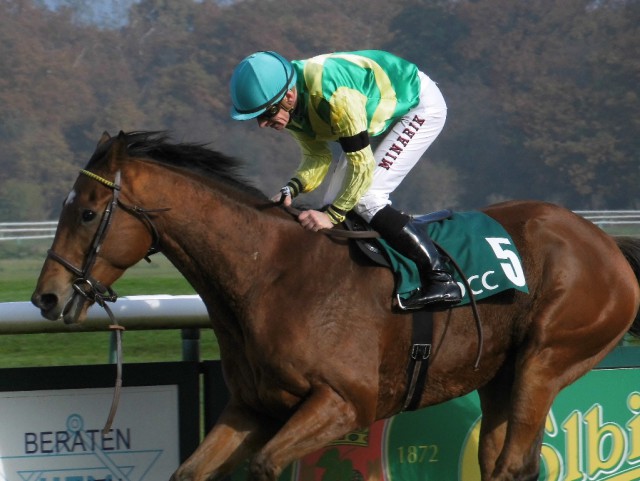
[0,221,58,241]
[575,210,640,226]
[0,295,210,334]
[3,212,640,242]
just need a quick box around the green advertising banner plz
[232,367,640,481]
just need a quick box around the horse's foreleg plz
[171,403,280,481]
[248,384,360,481]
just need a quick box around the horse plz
[32,131,640,481]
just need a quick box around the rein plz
[282,204,380,239]
[47,169,167,434]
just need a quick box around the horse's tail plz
[616,236,640,337]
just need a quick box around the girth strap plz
[402,309,434,412]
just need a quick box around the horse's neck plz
[134,167,299,311]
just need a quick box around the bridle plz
[46,168,168,433]
[48,170,121,305]
[47,169,165,305]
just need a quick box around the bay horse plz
[32,131,640,481]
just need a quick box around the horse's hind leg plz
[481,323,623,480]
[478,364,545,481]
[477,365,516,479]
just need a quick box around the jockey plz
[229,50,461,309]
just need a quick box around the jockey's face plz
[257,89,296,131]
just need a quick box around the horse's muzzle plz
[31,289,87,324]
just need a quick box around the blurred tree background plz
[1,0,638,221]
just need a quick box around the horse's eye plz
[82,210,97,223]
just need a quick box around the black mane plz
[88,131,267,199]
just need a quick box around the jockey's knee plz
[354,196,390,223]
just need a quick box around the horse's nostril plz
[32,293,58,312]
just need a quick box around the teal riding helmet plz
[230,51,297,120]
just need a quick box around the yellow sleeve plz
[331,146,375,215]
[287,131,333,194]
[325,87,375,222]
[285,87,375,223]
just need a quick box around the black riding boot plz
[370,206,462,310]
[392,220,462,309]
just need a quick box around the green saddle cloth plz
[377,211,529,306]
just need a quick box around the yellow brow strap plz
[79,169,119,190]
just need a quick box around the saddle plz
[344,209,453,270]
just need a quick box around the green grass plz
[0,250,221,368]
[0,248,197,302]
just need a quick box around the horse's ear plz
[105,130,129,169]
[97,131,111,147]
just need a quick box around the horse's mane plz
[88,130,267,199]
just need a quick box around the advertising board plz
[0,362,199,481]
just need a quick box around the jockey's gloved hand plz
[271,185,292,206]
